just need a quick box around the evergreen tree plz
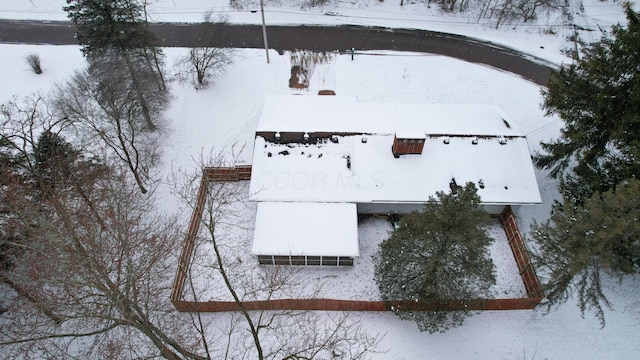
[65,0,166,130]
[531,4,640,326]
[535,4,640,202]
[0,137,25,175]
[33,130,78,195]
[64,0,156,55]
[0,138,26,276]
[531,178,640,327]
[373,182,495,333]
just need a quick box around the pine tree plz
[33,131,78,195]
[64,0,156,55]
[535,4,640,202]
[64,0,166,131]
[373,182,495,333]
[531,178,640,327]
[531,4,640,326]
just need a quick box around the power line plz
[526,118,562,137]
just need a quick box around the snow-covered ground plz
[2,1,640,359]
[185,181,526,302]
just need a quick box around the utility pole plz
[260,0,270,64]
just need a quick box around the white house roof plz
[249,96,541,206]
[256,95,523,137]
[252,202,359,257]
[250,135,541,205]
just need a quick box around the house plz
[249,95,541,266]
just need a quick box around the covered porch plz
[252,202,359,266]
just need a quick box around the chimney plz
[392,132,426,158]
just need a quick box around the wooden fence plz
[173,297,542,313]
[499,206,544,299]
[171,175,544,312]
[170,176,209,303]
[171,166,253,304]
[205,165,252,182]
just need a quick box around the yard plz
[181,181,527,303]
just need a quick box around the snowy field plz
[2,0,640,359]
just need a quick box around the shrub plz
[25,54,43,74]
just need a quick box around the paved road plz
[0,19,551,86]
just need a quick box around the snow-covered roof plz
[256,95,523,137]
[252,202,359,257]
[395,130,426,139]
[250,135,541,205]
[250,96,541,206]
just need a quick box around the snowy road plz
[0,20,552,85]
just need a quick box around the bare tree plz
[1,96,56,320]
[0,167,207,359]
[141,0,167,91]
[0,95,72,178]
[173,151,384,359]
[515,0,562,22]
[472,0,563,27]
[2,98,198,358]
[89,48,167,130]
[64,0,168,130]
[55,54,165,193]
[141,46,167,91]
[304,0,331,8]
[0,96,97,299]
[181,12,234,88]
